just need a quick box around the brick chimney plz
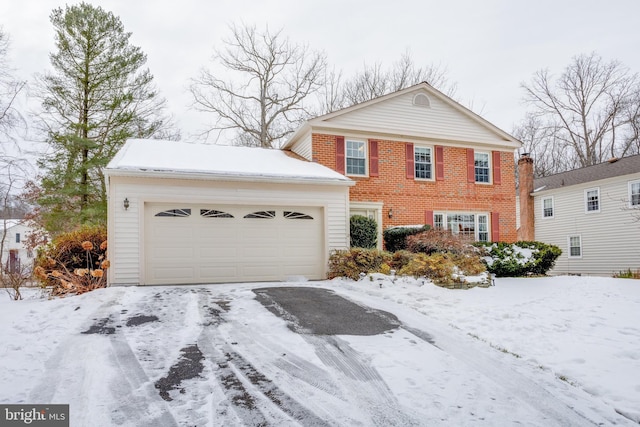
[518,153,535,241]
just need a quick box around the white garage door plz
[144,203,324,285]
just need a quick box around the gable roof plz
[533,154,640,192]
[284,82,522,149]
[106,139,353,185]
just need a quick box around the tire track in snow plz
[196,290,331,426]
[403,324,600,426]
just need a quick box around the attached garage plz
[105,139,353,286]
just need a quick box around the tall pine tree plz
[35,2,177,234]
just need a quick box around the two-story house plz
[1,219,35,274]
[284,82,522,246]
[519,153,640,276]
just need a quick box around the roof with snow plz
[533,154,640,192]
[106,139,353,185]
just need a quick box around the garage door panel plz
[146,204,324,284]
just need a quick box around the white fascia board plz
[104,168,356,187]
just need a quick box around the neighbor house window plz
[414,146,433,179]
[629,181,640,207]
[15,233,20,243]
[475,152,490,183]
[542,197,554,218]
[585,188,600,213]
[568,235,582,258]
[346,140,366,175]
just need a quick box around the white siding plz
[290,131,313,160]
[108,176,349,285]
[323,89,507,144]
[534,172,640,276]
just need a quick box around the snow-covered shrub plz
[383,225,430,252]
[476,241,561,277]
[328,248,391,280]
[398,252,456,285]
[350,215,377,249]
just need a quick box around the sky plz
[1,0,640,146]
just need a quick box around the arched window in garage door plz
[200,209,234,218]
[284,211,313,220]
[244,211,276,219]
[155,208,191,217]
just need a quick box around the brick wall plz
[312,133,517,242]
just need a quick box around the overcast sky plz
[2,0,640,145]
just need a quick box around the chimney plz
[518,153,535,241]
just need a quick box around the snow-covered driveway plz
[1,277,638,426]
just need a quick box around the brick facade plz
[312,133,517,242]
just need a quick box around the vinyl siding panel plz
[108,176,349,285]
[533,172,640,276]
[324,90,506,144]
[290,131,313,160]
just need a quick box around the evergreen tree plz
[34,2,177,233]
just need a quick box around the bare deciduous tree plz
[521,53,640,170]
[338,51,457,110]
[190,23,327,148]
[0,28,26,146]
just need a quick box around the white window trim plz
[628,180,640,208]
[567,235,582,259]
[584,187,600,213]
[414,145,434,181]
[474,151,492,185]
[433,211,491,242]
[345,139,367,177]
[542,196,554,219]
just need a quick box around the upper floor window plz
[414,146,432,180]
[346,140,366,176]
[474,152,490,183]
[542,197,554,218]
[15,233,20,243]
[585,188,600,213]
[629,180,640,207]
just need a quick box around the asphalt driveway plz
[4,283,609,426]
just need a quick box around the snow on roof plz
[106,139,352,184]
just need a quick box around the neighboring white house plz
[519,154,640,276]
[105,139,354,286]
[1,219,35,274]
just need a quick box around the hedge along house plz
[105,139,353,286]
[283,82,522,246]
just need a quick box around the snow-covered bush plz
[476,241,561,277]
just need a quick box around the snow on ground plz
[0,276,639,426]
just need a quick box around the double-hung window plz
[568,235,582,258]
[542,197,554,218]
[629,181,640,207]
[346,140,366,175]
[475,152,490,183]
[585,188,600,213]
[414,146,432,179]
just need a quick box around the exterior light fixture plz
[124,198,130,210]
[388,208,393,219]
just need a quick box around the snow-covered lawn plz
[0,276,638,426]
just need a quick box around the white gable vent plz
[412,93,431,108]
